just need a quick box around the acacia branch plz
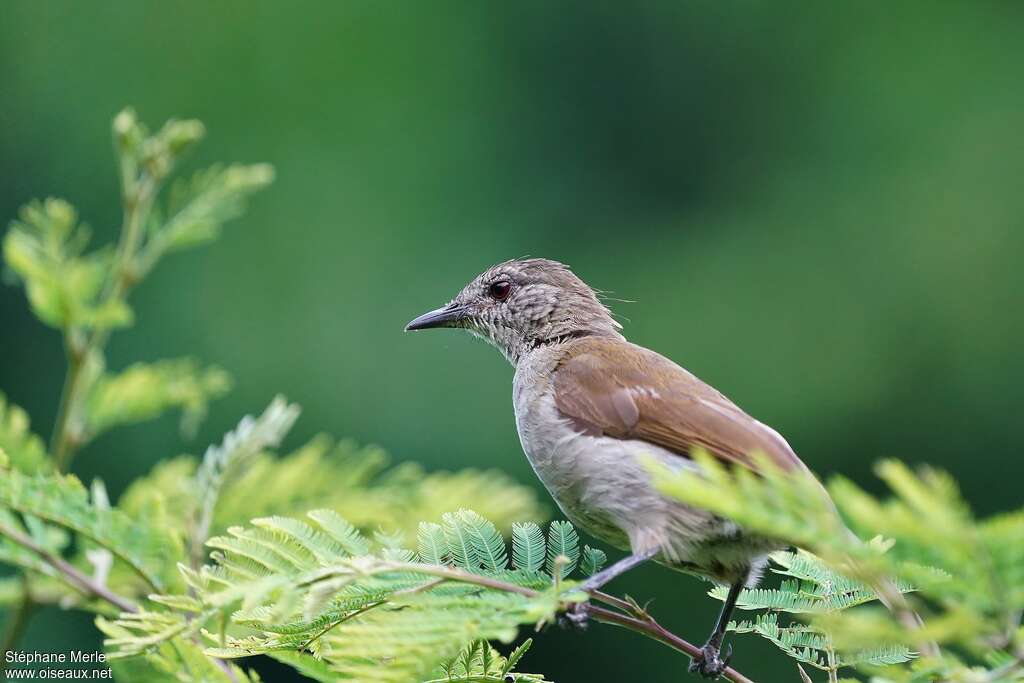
[588,605,756,683]
[51,158,160,473]
[374,561,757,683]
[1,521,246,679]
[0,521,138,614]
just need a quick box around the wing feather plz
[552,337,805,473]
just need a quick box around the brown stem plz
[588,605,756,683]
[377,562,757,683]
[0,522,137,614]
[591,589,637,614]
[51,176,156,473]
[375,562,541,598]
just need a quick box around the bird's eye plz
[488,280,512,301]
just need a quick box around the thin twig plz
[49,332,87,471]
[588,605,756,683]
[591,589,636,614]
[50,174,157,473]
[0,521,137,614]
[298,578,445,649]
[374,562,541,598]
[301,601,388,650]
[374,562,757,683]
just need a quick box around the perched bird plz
[405,258,810,677]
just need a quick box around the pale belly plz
[512,380,775,582]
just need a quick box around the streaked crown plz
[405,258,622,364]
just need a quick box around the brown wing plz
[552,336,806,473]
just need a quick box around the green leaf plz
[191,397,301,559]
[3,198,132,331]
[211,435,546,538]
[144,163,274,262]
[103,509,570,682]
[512,522,546,573]
[418,521,447,565]
[0,468,182,593]
[308,508,370,557]
[85,358,231,440]
[443,510,480,570]
[457,509,508,572]
[100,634,259,683]
[579,545,607,577]
[837,643,914,667]
[545,521,579,579]
[0,392,49,473]
[119,430,546,573]
[429,638,551,682]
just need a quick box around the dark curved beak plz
[404,303,468,331]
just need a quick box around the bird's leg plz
[689,577,746,679]
[579,547,658,593]
[562,548,659,629]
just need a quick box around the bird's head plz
[404,258,622,364]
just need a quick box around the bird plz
[404,257,812,678]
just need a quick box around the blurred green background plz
[2,2,1023,681]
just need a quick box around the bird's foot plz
[688,643,732,679]
[557,600,590,631]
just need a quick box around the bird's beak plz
[404,303,468,331]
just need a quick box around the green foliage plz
[117,431,545,551]
[428,639,550,682]
[712,551,914,614]
[0,393,48,473]
[106,639,262,683]
[0,110,550,682]
[100,510,590,682]
[2,107,272,472]
[0,508,68,584]
[579,546,607,577]
[444,509,508,572]
[544,521,579,580]
[3,198,131,331]
[0,465,181,593]
[85,358,231,440]
[722,552,915,677]
[650,450,1024,682]
[512,522,546,573]
[142,163,275,266]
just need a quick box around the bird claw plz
[688,643,732,679]
[557,601,590,631]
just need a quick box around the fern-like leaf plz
[85,358,230,441]
[458,509,508,572]
[148,163,275,259]
[0,468,180,592]
[418,522,448,565]
[512,522,546,573]
[580,545,607,577]
[442,510,480,570]
[427,638,550,682]
[191,397,300,559]
[545,521,579,579]
[103,509,581,682]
